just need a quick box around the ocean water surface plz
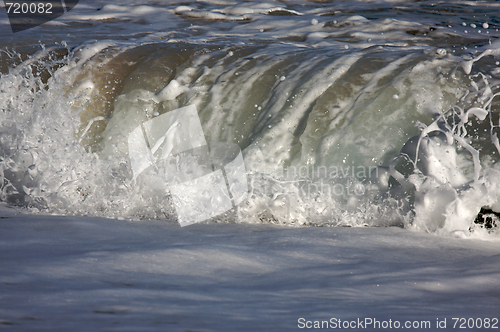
[1,0,500,239]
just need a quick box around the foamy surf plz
[1,0,500,239]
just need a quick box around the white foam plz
[1,0,500,238]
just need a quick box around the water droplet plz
[483,23,489,29]
[392,94,399,100]
[280,76,286,81]
[311,19,318,25]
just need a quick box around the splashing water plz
[1,0,500,239]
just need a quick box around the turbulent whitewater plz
[1,0,500,238]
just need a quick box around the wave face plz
[1,0,500,238]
